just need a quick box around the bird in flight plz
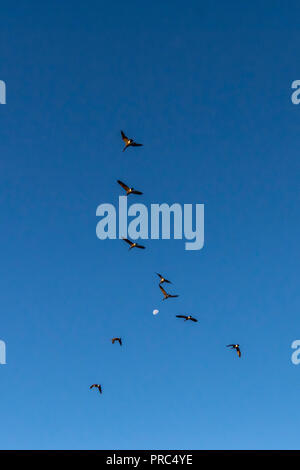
[112,337,122,346]
[121,130,143,152]
[122,237,146,250]
[176,315,198,322]
[226,344,241,358]
[159,284,179,300]
[156,273,172,285]
[90,384,102,394]
[117,180,143,196]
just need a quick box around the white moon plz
[153,309,159,315]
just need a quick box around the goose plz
[90,384,102,394]
[176,315,198,322]
[226,344,241,358]
[117,180,143,196]
[159,284,179,301]
[112,337,122,346]
[156,273,171,285]
[122,238,146,250]
[121,130,143,152]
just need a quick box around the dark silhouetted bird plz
[156,273,172,285]
[226,344,241,358]
[121,130,143,152]
[159,284,179,300]
[90,384,102,394]
[122,238,145,250]
[176,315,198,322]
[117,180,143,196]
[112,337,122,346]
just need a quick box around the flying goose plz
[90,384,102,394]
[112,337,122,346]
[122,238,146,250]
[176,315,198,322]
[226,344,241,358]
[117,180,143,196]
[121,130,143,152]
[159,284,179,300]
[156,273,172,285]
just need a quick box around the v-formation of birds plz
[90,131,241,396]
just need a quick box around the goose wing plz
[121,130,130,144]
[159,285,167,296]
[136,243,145,249]
[117,180,130,192]
[131,190,143,195]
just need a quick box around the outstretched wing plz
[156,272,163,279]
[226,344,235,348]
[136,243,145,249]
[131,142,143,147]
[121,130,129,144]
[122,238,133,246]
[159,285,167,296]
[117,180,130,192]
[131,190,143,195]
[176,315,187,319]
[190,317,198,322]
[169,294,179,298]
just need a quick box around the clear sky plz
[1,0,300,450]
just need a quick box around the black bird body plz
[90,384,102,394]
[227,344,241,357]
[159,284,179,300]
[122,238,145,250]
[176,315,198,322]
[112,337,122,346]
[121,130,143,152]
[117,180,143,196]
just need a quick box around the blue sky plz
[1,0,300,450]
